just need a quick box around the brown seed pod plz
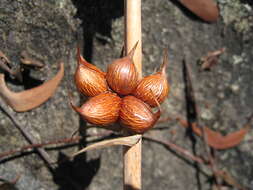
[71,92,121,126]
[106,42,139,95]
[74,48,108,97]
[133,50,169,107]
[119,96,160,134]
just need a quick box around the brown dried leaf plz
[216,170,246,190]
[0,63,64,112]
[0,51,22,81]
[0,60,13,75]
[177,118,250,150]
[20,51,44,68]
[200,48,226,70]
[0,51,11,66]
[179,0,219,22]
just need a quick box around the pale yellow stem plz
[124,0,142,78]
[123,0,142,190]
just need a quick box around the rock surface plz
[0,0,253,189]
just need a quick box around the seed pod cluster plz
[72,44,170,134]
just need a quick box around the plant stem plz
[124,0,142,77]
[123,0,142,190]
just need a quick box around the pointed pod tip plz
[127,41,139,60]
[68,91,81,114]
[161,49,169,74]
[120,44,125,57]
[76,46,81,62]
[76,46,89,66]
[70,101,82,115]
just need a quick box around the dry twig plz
[183,59,222,188]
[0,104,54,168]
[0,131,115,160]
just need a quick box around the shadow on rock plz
[21,68,44,90]
[53,152,100,190]
[241,0,253,6]
[124,184,141,190]
[71,0,124,61]
[54,1,124,189]
[182,59,202,190]
[4,67,44,90]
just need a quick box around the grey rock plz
[0,0,253,189]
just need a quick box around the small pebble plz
[230,84,239,93]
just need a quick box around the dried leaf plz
[0,63,64,112]
[216,170,246,190]
[0,61,13,76]
[20,51,44,68]
[193,124,249,149]
[177,118,250,150]
[200,48,226,70]
[72,134,142,158]
[0,51,22,81]
[179,0,219,22]
[0,51,11,65]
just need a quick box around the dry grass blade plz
[0,104,55,168]
[72,134,142,158]
[179,0,219,22]
[0,63,64,112]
